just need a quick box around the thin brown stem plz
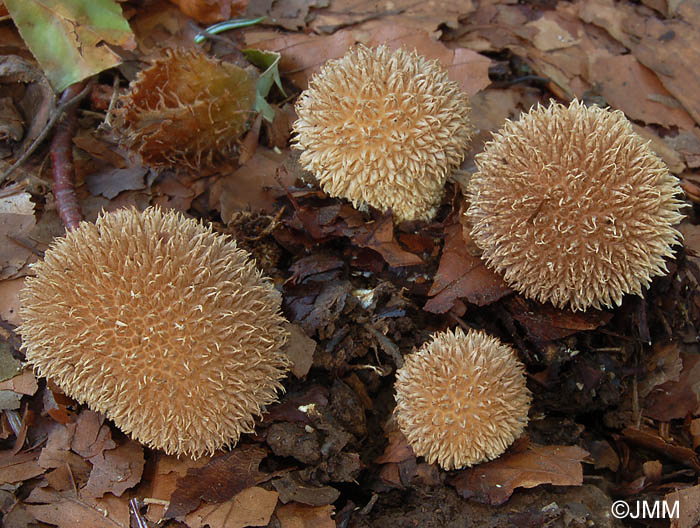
[51,80,90,231]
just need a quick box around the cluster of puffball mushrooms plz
[18,45,685,471]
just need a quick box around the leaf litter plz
[0,0,699,527]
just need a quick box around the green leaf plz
[4,0,136,92]
[243,48,286,122]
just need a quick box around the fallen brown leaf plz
[425,223,511,313]
[0,277,24,326]
[0,369,38,396]
[86,167,148,200]
[165,444,269,519]
[622,426,700,472]
[308,0,476,36]
[244,21,491,96]
[0,449,44,484]
[282,323,316,378]
[0,191,37,280]
[351,215,423,268]
[644,352,700,421]
[375,429,414,465]
[504,297,613,343]
[145,453,211,523]
[276,502,335,528]
[589,53,695,129]
[211,148,294,221]
[24,488,129,528]
[185,486,279,528]
[70,411,117,459]
[83,440,144,498]
[667,484,700,528]
[167,0,246,23]
[451,444,589,505]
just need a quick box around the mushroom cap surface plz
[19,207,289,458]
[394,327,530,470]
[466,100,685,311]
[117,48,255,170]
[293,45,473,223]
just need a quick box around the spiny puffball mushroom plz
[293,45,473,223]
[394,327,531,470]
[117,48,255,170]
[466,100,685,312]
[19,207,290,458]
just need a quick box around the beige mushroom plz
[466,100,685,311]
[394,327,531,470]
[293,45,473,223]
[19,207,289,458]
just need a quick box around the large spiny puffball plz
[19,207,290,458]
[466,100,685,312]
[293,45,473,223]
[394,327,531,470]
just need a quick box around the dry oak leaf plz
[83,440,145,498]
[351,215,423,268]
[185,486,279,528]
[145,453,211,523]
[0,191,36,280]
[167,0,246,23]
[244,21,490,96]
[0,449,44,484]
[308,0,475,36]
[589,52,695,130]
[165,444,268,519]
[666,484,700,528]
[451,444,589,505]
[622,427,700,472]
[276,502,335,528]
[24,487,129,528]
[580,0,700,126]
[0,369,38,396]
[425,223,511,313]
[644,352,700,421]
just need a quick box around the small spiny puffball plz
[466,100,685,311]
[293,45,473,223]
[394,327,531,470]
[19,207,290,458]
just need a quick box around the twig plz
[129,498,149,528]
[103,74,120,127]
[1,81,93,183]
[51,80,90,231]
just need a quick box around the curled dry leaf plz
[165,444,269,519]
[425,223,511,314]
[451,444,589,505]
[185,486,279,528]
[276,502,335,528]
[168,0,246,23]
[245,21,491,96]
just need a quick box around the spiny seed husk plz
[394,327,531,470]
[19,207,290,458]
[293,45,473,223]
[117,48,255,170]
[466,100,685,311]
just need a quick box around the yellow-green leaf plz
[4,0,136,92]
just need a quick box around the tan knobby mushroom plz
[116,48,255,170]
[466,100,685,311]
[394,327,531,470]
[19,207,289,458]
[293,45,473,223]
